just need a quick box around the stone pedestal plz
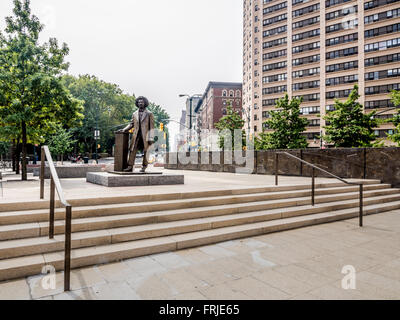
[114,132,129,172]
[87,172,184,187]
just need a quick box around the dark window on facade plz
[364,0,400,11]
[365,99,395,109]
[263,73,287,83]
[293,28,320,42]
[300,106,320,115]
[365,83,400,95]
[262,85,287,95]
[263,61,287,72]
[263,49,287,60]
[365,53,400,67]
[308,119,321,127]
[326,5,357,20]
[263,2,287,15]
[294,93,320,101]
[365,23,400,38]
[263,98,280,106]
[293,42,320,54]
[263,37,287,49]
[365,8,400,24]
[263,25,287,37]
[326,19,358,34]
[292,55,320,66]
[292,3,320,17]
[293,67,320,78]
[326,0,353,8]
[264,13,287,26]
[326,47,358,59]
[292,80,320,91]
[326,33,358,46]
[326,89,353,99]
[292,16,320,29]
[365,37,400,52]
[326,74,358,86]
[365,68,400,80]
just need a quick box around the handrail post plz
[359,184,363,227]
[275,152,279,186]
[49,177,55,239]
[40,147,45,199]
[64,205,72,292]
[312,167,315,206]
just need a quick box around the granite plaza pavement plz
[0,168,399,300]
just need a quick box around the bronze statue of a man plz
[119,96,155,173]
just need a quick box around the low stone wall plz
[165,148,400,187]
[33,165,105,179]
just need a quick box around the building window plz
[222,90,227,97]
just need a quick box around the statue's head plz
[135,96,149,111]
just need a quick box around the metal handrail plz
[275,152,364,227]
[39,146,72,291]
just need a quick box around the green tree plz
[0,141,10,158]
[0,0,83,180]
[148,102,170,151]
[62,74,136,155]
[62,75,171,155]
[215,103,245,150]
[388,90,400,145]
[255,94,308,150]
[47,126,76,164]
[323,85,378,148]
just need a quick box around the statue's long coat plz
[128,110,155,152]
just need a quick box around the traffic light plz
[164,132,167,140]
[160,123,164,131]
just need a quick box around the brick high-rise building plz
[243,0,400,146]
[196,82,243,130]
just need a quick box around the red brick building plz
[195,82,243,130]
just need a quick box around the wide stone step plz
[0,188,398,242]
[0,180,382,214]
[1,189,399,242]
[1,196,400,260]
[0,184,391,226]
[0,199,397,282]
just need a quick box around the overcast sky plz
[0,0,243,148]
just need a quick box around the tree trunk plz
[21,122,28,181]
[11,139,16,172]
[15,141,20,175]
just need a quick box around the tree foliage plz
[47,125,75,163]
[0,0,83,179]
[62,74,171,155]
[0,141,10,156]
[323,85,378,148]
[148,102,170,151]
[62,74,136,154]
[215,102,245,150]
[389,90,400,146]
[255,94,308,150]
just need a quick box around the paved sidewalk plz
[0,209,399,300]
[0,168,376,203]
